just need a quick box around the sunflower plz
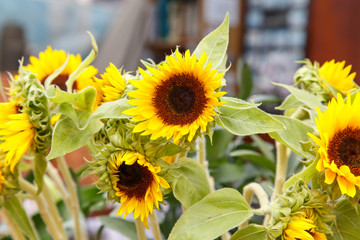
[319,60,356,92]
[283,209,327,240]
[0,100,35,172]
[108,151,169,228]
[309,92,360,197]
[24,46,98,92]
[123,49,226,144]
[93,63,126,107]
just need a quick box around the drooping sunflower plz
[93,63,126,107]
[108,151,169,228]
[319,60,356,93]
[0,68,52,173]
[24,46,98,91]
[0,101,35,172]
[309,92,360,197]
[123,49,226,144]
[283,209,327,240]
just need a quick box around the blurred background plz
[1,0,360,238]
[1,0,360,97]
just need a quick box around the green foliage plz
[47,98,132,160]
[230,224,267,240]
[218,97,285,136]
[269,115,315,159]
[230,149,275,172]
[164,158,211,208]
[193,13,229,70]
[4,197,39,240]
[237,60,253,100]
[98,216,137,240]
[47,113,103,160]
[47,86,96,112]
[283,160,317,192]
[168,188,253,240]
[274,83,326,112]
[329,200,360,240]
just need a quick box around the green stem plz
[1,208,26,240]
[197,136,229,240]
[135,218,147,240]
[57,156,86,240]
[263,142,289,225]
[42,183,68,238]
[239,183,270,229]
[149,213,162,240]
[18,178,66,240]
[46,162,72,212]
[196,136,214,192]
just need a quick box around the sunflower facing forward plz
[108,151,169,228]
[309,92,360,197]
[24,46,98,91]
[123,49,226,144]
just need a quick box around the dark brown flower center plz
[116,161,154,200]
[42,74,76,91]
[327,127,360,176]
[153,73,207,126]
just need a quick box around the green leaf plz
[276,94,304,110]
[47,114,103,160]
[48,99,131,160]
[329,200,360,240]
[86,98,132,127]
[230,149,275,172]
[269,115,314,159]
[34,152,47,194]
[230,224,267,240]
[168,188,253,240]
[164,158,210,208]
[4,197,39,240]
[193,13,229,70]
[206,128,234,163]
[283,159,317,192]
[47,85,96,112]
[98,216,137,240]
[218,98,285,136]
[274,83,326,112]
[221,96,260,109]
[212,163,245,183]
[238,61,253,100]
[250,135,275,162]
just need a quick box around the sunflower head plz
[88,119,171,228]
[309,92,360,198]
[268,180,333,239]
[0,67,52,171]
[123,49,226,145]
[93,63,127,108]
[295,59,357,102]
[319,60,356,93]
[24,46,98,92]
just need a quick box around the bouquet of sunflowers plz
[1,14,360,240]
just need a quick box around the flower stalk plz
[135,217,147,240]
[149,213,162,240]
[18,177,67,240]
[1,208,27,240]
[56,156,86,240]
